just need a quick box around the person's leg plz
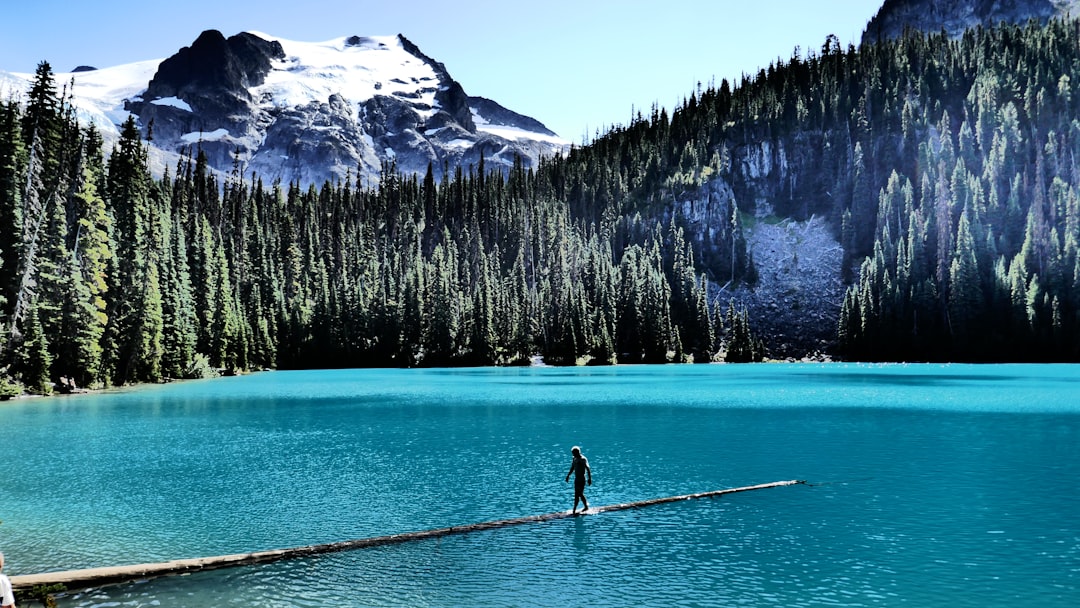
[574,482,586,513]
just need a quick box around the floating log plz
[11,479,804,592]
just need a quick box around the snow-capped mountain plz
[1,30,568,186]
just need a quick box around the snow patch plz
[248,32,440,119]
[476,122,567,145]
[5,59,160,138]
[181,128,230,143]
[0,71,27,100]
[151,96,192,112]
[471,109,568,145]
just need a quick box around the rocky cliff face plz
[670,160,845,359]
[126,31,287,178]
[863,0,1080,43]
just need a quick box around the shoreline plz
[4,360,1075,407]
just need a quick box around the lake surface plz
[1,363,1078,607]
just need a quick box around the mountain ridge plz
[1,30,567,186]
[863,0,1080,43]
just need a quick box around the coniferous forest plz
[3,18,1080,393]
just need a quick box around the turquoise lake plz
[1,363,1078,607]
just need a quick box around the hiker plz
[0,551,16,608]
[564,445,592,513]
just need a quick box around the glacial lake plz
[1,363,1078,607]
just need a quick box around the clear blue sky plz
[0,0,883,142]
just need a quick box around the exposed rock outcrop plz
[725,215,844,359]
[863,0,1080,43]
[670,175,843,359]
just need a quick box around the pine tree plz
[0,100,26,318]
[160,206,197,378]
[64,130,112,387]
[209,234,239,371]
[105,116,163,384]
[20,62,66,204]
[425,238,461,365]
[6,113,49,346]
[16,302,52,394]
[724,301,764,363]
[948,204,984,348]
[34,162,75,385]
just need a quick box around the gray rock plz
[863,0,1080,44]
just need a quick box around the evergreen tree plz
[16,302,52,394]
[947,203,984,347]
[724,302,764,363]
[9,17,1080,376]
[105,117,163,384]
[0,100,26,318]
[160,205,197,378]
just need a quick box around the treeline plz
[832,22,1080,360]
[0,64,765,393]
[583,19,1080,361]
[6,16,1079,392]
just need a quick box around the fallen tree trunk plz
[12,479,805,592]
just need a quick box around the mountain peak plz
[2,30,566,186]
[141,30,284,100]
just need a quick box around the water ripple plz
[0,365,1075,607]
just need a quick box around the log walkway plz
[11,479,805,593]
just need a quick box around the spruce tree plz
[105,116,163,384]
[0,100,26,317]
[16,302,52,394]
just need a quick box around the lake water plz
[1,363,1078,607]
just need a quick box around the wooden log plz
[11,479,804,592]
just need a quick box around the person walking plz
[564,445,592,514]
[0,551,16,608]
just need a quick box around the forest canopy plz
[3,17,1080,393]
